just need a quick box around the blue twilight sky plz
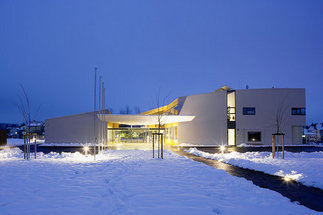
[0,0,322,124]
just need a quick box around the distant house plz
[45,87,306,146]
[21,121,45,137]
[305,128,323,144]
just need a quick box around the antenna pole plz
[100,82,104,151]
[94,68,97,160]
[98,76,102,153]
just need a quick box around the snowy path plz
[187,148,323,190]
[0,148,321,215]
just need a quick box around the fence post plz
[276,134,279,158]
[161,135,163,159]
[152,134,155,158]
[34,134,37,159]
[157,134,160,159]
[272,135,275,158]
[282,135,285,159]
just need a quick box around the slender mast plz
[98,76,102,153]
[94,68,97,160]
[102,82,105,149]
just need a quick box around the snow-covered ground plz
[187,148,323,190]
[0,148,320,215]
[6,138,45,147]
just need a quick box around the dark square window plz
[243,107,255,115]
[291,108,306,115]
[248,132,261,142]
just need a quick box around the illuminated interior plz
[98,98,193,147]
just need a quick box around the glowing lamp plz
[284,176,291,182]
[220,145,225,153]
[84,146,89,152]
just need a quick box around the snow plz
[41,142,92,147]
[187,148,323,189]
[237,143,323,147]
[6,138,45,147]
[5,138,94,147]
[0,148,320,215]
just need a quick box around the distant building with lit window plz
[45,87,306,146]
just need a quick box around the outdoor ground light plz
[220,145,226,153]
[84,146,89,156]
[283,176,291,182]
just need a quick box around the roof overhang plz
[97,114,195,125]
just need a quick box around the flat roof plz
[97,114,195,125]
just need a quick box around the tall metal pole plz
[105,85,107,148]
[94,68,97,160]
[98,76,102,153]
[102,82,105,150]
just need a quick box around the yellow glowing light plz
[220,145,225,152]
[284,176,291,182]
[84,146,89,152]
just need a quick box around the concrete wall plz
[45,112,106,144]
[178,91,227,146]
[235,88,306,145]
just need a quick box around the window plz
[227,107,236,121]
[248,132,261,142]
[291,108,305,115]
[243,107,255,115]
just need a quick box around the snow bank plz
[6,138,44,146]
[187,148,323,189]
[40,142,91,147]
[0,148,320,214]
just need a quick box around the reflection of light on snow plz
[275,170,303,182]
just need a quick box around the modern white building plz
[45,87,306,147]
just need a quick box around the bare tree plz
[150,89,172,159]
[17,84,32,134]
[108,108,114,114]
[119,105,132,114]
[125,105,132,114]
[134,106,141,114]
[153,89,171,133]
[274,100,287,134]
[272,97,288,158]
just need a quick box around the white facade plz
[235,88,305,146]
[45,88,306,147]
[177,88,306,146]
[178,91,227,146]
[45,112,106,144]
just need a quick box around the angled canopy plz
[97,114,195,125]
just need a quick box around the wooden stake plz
[161,135,163,159]
[276,135,279,158]
[282,135,285,159]
[24,135,26,159]
[158,134,160,159]
[272,135,275,158]
[34,135,37,159]
[152,134,155,158]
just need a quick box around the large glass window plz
[291,108,306,115]
[243,107,255,115]
[248,131,261,142]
